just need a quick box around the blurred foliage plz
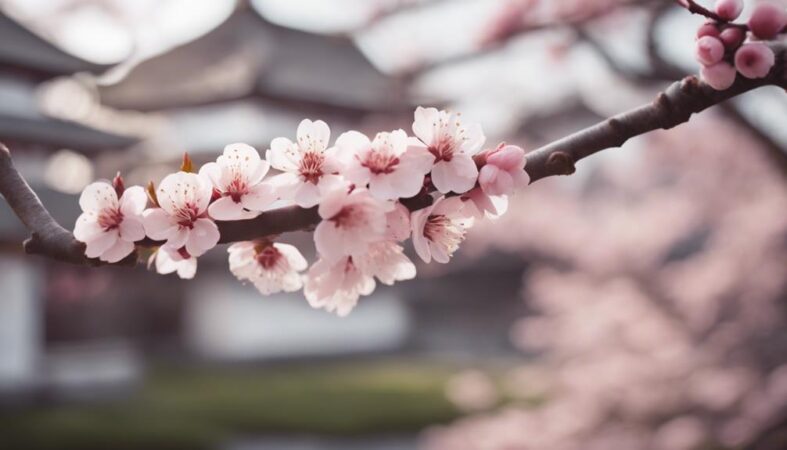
[0,361,465,450]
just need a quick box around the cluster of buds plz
[72,107,530,316]
[695,0,786,90]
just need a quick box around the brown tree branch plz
[1,45,785,266]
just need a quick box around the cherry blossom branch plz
[0,143,90,264]
[1,44,785,266]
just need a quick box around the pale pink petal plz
[208,196,248,221]
[119,186,147,216]
[385,202,411,242]
[413,106,440,145]
[368,174,399,200]
[119,216,145,242]
[79,182,118,213]
[100,238,135,263]
[314,221,345,263]
[177,258,198,279]
[167,227,190,250]
[218,143,265,184]
[297,119,330,152]
[431,156,479,194]
[294,181,321,208]
[267,172,300,200]
[198,162,223,190]
[84,229,119,258]
[335,130,371,164]
[458,123,486,155]
[266,138,299,172]
[410,206,433,263]
[241,182,276,212]
[276,243,308,271]
[429,241,451,264]
[142,208,177,241]
[185,218,220,257]
[73,213,102,242]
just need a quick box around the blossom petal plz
[84,229,119,258]
[119,216,145,242]
[100,238,135,263]
[142,208,177,241]
[79,182,118,213]
[73,213,103,242]
[276,243,308,271]
[294,181,321,208]
[208,196,246,221]
[266,138,299,172]
[430,157,478,194]
[413,106,440,145]
[297,119,330,152]
[185,218,220,257]
[241,182,276,212]
[118,186,147,216]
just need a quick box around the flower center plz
[299,151,324,184]
[331,204,369,230]
[424,214,465,255]
[97,208,123,231]
[361,150,400,175]
[226,176,248,203]
[428,137,455,162]
[175,203,201,229]
[255,244,283,271]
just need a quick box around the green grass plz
[0,361,463,450]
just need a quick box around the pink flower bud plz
[715,0,744,21]
[478,144,528,197]
[696,36,725,66]
[701,61,737,90]
[697,23,720,39]
[749,2,787,40]
[719,27,745,49]
[734,43,776,79]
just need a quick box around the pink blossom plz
[313,187,390,263]
[228,240,308,295]
[412,107,486,194]
[199,143,275,220]
[695,36,725,66]
[265,119,344,208]
[748,1,787,40]
[463,188,509,220]
[336,129,434,200]
[142,171,220,257]
[719,27,745,49]
[385,201,412,242]
[355,241,417,285]
[478,143,529,196]
[411,196,474,263]
[151,246,197,279]
[304,256,375,317]
[734,43,775,79]
[304,240,415,316]
[701,62,737,90]
[73,181,146,263]
[715,0,743,21]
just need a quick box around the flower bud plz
[697,23,720,39]
[719,27,745,49]
[478,144,528,197]
[112,171,125,197]
[701,61,737,90]
[696,36,725,66]
[715,0,744,21]
[749,2,787,40]
[734,43,776,79]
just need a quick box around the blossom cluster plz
[696,0,786,90]
[73,107,529,316]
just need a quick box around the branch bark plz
[1,45,785,266]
